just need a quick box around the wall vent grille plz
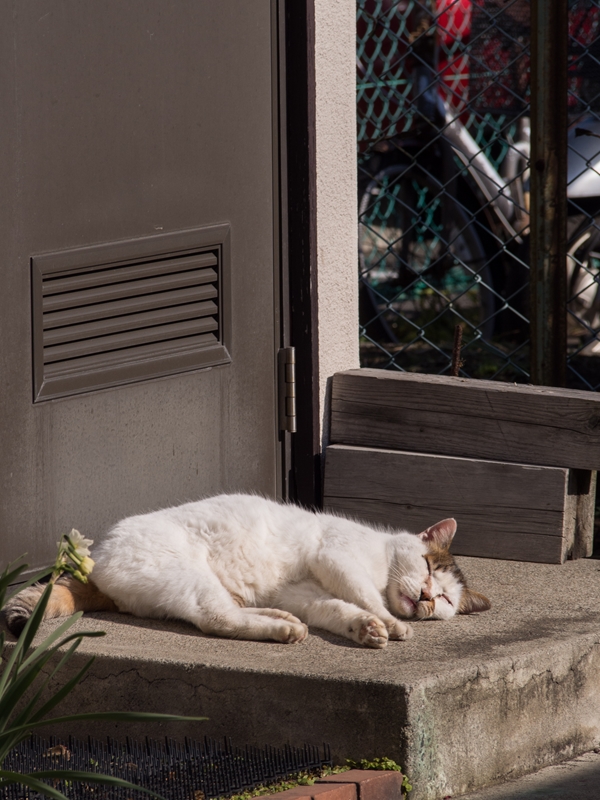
[32,225,230,401]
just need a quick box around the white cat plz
[5,494,490,649]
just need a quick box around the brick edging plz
[260,770,406,800]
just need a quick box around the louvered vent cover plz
[32,225,230,401]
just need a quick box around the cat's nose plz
[420,578,434,601]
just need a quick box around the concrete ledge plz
[24,556,600,800]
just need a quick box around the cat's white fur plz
[90,494,473,649]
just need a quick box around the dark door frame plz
[282,0,321,508]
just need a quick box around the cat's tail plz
[3,576,118,637]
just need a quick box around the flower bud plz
[72,570,88,584]
[79,556,95,576]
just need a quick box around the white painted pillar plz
[313,0,360,447]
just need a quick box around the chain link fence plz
[566,2,600,389]
[357,0,600,388]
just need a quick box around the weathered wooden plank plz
[330,369,600,471]
[323,444,571,563]
[570,469,597,559]
[325,496,565,563]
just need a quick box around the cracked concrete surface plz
[21,555,600,800]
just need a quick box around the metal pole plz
[529,0,568,387]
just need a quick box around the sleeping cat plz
[5,494,490,648]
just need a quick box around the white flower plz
[66,529,94,558]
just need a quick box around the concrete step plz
[26,555,600,800]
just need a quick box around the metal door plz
[0,1,283,569]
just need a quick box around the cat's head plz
[387,518,491,621]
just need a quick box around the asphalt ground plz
[455,750,600,799]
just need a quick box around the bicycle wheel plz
[567,213,600,356]
[359,164,495,347]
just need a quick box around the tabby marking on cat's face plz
[388,552,462,621]
[387,518,490,621]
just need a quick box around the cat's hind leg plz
[171,569,307,644]
[275,580,394,649]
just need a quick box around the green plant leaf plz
[3,566,54,605]
[0,649,70,721]
[16,582,55,660]
[9,769,168,799]
[0,710,208,739]
[345,757,403,772]
[0,584,53,696]
[19,616,105,672]
[17,611,84,672]
[0,565,30,605]
[0,547,208,796]
[28,628,104,662]
[0,555,40,584]
[0,633,96,739]
[8,641,85,732]
[0,655,84,750]
[0,626,104,730]
[28,655,96,724]
[0,769,71,800]
[344,758,411,795]
[0,649,60,734]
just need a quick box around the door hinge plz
[278,347,296,433]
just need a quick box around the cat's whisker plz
[388,562,409,581]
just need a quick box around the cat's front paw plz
[387,618,414,641]
[251,608,304,625]
[279,621,309,644]
[351,615,389,649]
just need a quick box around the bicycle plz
[357,0,600,377]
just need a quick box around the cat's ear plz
[417,518,457,550]
[459,588,491,614]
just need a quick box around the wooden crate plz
[330,370,600,470]
[325,370,599,563]
[323,444,595,563]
